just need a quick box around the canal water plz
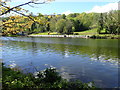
[1,37,119,88]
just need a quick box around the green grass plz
[30,29,98,36]
[74,29,120,38]
[31,29,98,36]
[31,32,58,35]
[74,29,98,35]
[29,29,120,38]
[96,34,120,37]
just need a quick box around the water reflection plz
[1,37,119,88]
[9,60,16,68]
[90,55,118,65]
[3,39,118,64]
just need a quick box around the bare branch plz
[28,4,35,8]
[32,1,45,4]
[0,0,47,16]
[0,3,36,22]
[0,1,33,16]
[28,3,40,8]
[12,9,36,22]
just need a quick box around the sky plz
[6,0,119,15]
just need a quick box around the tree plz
[97,13,104,34]
[107,10,119,34]
[98,10,120,34]
[76,12,92,31]
[30,16,49,33]
[0,0,54,36]
[67,13,79,18]
[38,13,44,17]
[64,20,74,34]
[49,18,57,32]
[70,19,81,32]
[61,14,66,19]
[1,15,33,36]
[56,19,66,33]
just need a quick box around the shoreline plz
[28,35,89,38]
[28,35,120,39]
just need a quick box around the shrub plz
[2,65,97,89]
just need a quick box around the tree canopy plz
[1,0,119,36]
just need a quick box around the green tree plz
[0,0,54,36]
[107,11,119,34]
[56,19,66,33]
[103,10,119,34]
[97,13,104,34]
[49,18,57,32]
[64,20,74,34]
[61,14,66,19]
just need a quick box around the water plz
[1,37,119,88]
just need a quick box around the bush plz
[2,65,97,89]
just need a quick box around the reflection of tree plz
[3,37,118,63]
[96,49,100,60]
[64,46,69,58]
[31,37,37,55]
[95,42,101,61]
[59,66,73,81]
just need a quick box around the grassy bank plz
[30,29,97,36]
[2,64,97,89]
[74,29,120,39]
[74,29,98,35]
[30,32,58,35]
[29,29,120,39]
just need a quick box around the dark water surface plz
[1,37,119,88]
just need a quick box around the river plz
[1,37,119,88]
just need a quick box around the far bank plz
[28,34,120,39]
[28,29,120,39]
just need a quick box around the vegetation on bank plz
[2,64,97,89]
[73,29,120,39]
[30,29,97,35]
[1,10,119,37]
[30,28,120,39]
[31,32,58,35]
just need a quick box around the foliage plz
[97,10,120,34]
[63,19,74,34]
[61,14,66,19]
[1,0,119,36]
[1,8,119,36]
[1,15,49,36]
[2,15,33,36]
[0,0,53,36]
[97,13,104,34]
[56,19,66,33]
[76,12,93,30]
[2,65,97,89]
